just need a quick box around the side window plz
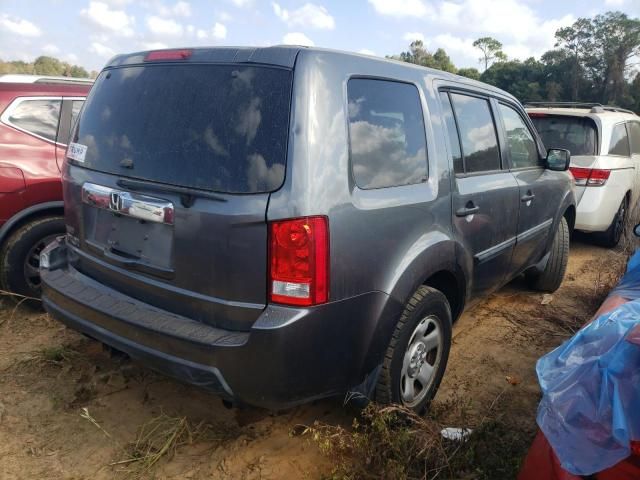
[609,123,631,156]
[347,78,428,189]
[449,93,501,173]
[70,100,84,131]
[498,103,541,168]
[6,99,62,142]
[439,91,463,174]
[628,121,640,155]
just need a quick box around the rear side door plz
[440,90,519,298]
[627,121,640,204]
[55,98,84,170]
[497,102,560,273]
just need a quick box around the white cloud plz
[80,1,134,37]
[432,34,477,62]
[368,0,431,18]
[192,23,227,40]
[605,0,626,5]
[212,22,227,39]
[186,24,195,33]
[428,0,575,66]
[403,32,425,43]
[146,15,184,36]
[272,3,335,30]
[66,53,79,62]
[158,1,191,17]
[89,42,116,58]
[141,41,169,50]
[359,49,376,56]
[43,44,60,54]
[0,14,42,37]
[282,32,314,46]
[231,0,252,6]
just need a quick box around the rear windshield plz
[71,64,292,193]
[530,115,597,156]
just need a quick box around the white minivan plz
[527,103,640,247]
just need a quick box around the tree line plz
[390,11,640,112]
[0,55,96,79]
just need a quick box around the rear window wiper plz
[116,178,227,208]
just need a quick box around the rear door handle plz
[521,193,535,203]
[456,204,480,217]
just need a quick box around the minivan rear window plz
[530,115,597,156]
[71,64,292,193]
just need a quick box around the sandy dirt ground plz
[0,238,630,479]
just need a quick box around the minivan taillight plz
[569,167,611,186]
[269,216,329,306]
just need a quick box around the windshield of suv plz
[70,64,292,193]
[530,115,597,156]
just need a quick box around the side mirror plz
[546,148,571,171]
[634,224,640,237]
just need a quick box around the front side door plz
[497,102,561,274]
[440,90,519,298]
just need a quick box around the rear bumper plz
[41,240,401,409]
[575,185,623,232]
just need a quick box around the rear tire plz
[526,216,569,293]
[0,216,64,305]
[597,197,628,248]
[375,286,452,414]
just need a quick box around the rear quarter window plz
[347,78,428,189]
[4,98,62,142]
[609,123,631,157]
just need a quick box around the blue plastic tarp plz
[536,251,640,476]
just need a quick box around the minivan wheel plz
[375,286,452,414]
[526,216,569,293]
[0,216,64,305]
[598,197,628,248]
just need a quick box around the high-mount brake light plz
[569,167,611,186]
[144,49,192,61]
[268,216,329,307]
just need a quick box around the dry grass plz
[302,397,528,480]
[112,413,237,478]
[17,345,81,368]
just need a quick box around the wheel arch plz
[362,236,468,374]
[0,201,64,247]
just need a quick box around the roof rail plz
[524,101,636,115]
[601,106,636,115]
[524,101,603,109]
[0,74,93,85]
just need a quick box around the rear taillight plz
[569,167,611,186]
[632,441,640,457]
[269,216,329,306]
[144,49,192,61]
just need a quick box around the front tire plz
[0,216,64,304]
[526,216,569,293]
[375,286,452,414]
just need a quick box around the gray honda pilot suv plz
[40,46,575,413]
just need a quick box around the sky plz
[1,0,639,73]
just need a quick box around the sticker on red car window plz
[67,142,87,163]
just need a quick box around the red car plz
[0,75,92,300]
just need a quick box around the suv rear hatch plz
[529,113,598,204]
[62,54,293,331]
